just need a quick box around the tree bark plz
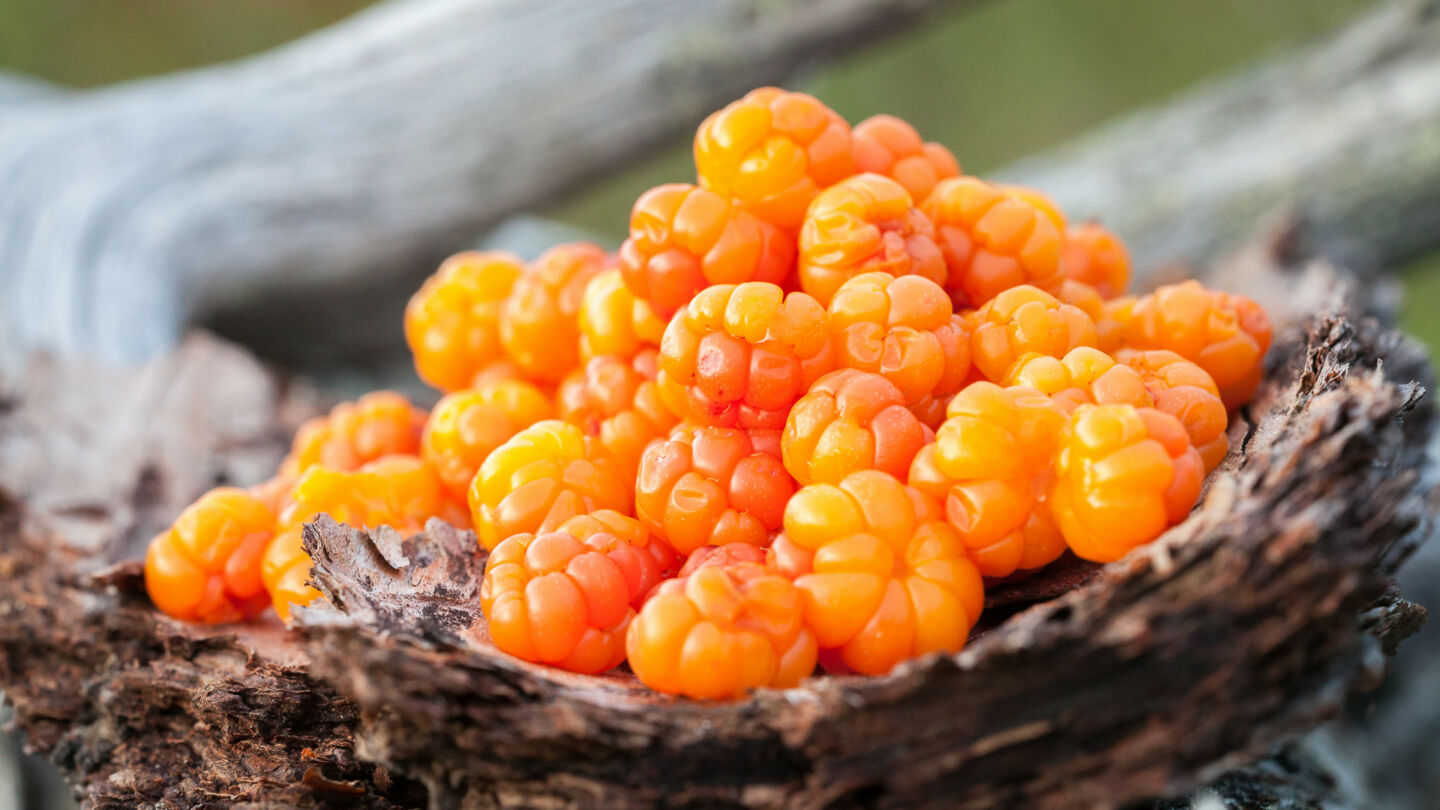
[0,225,1431,808]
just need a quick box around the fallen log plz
[0,223,1430,808]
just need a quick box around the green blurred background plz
[1,0,1436,346]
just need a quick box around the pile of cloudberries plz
[147,89,1271,699]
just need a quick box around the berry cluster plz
[145,89,1273,703]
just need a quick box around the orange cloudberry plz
[499,242,608,386]
[1123,281,1273,408]
[677,542,769,577]
[556,351,678,477]
[1006,346,1152,414]
[826,272,970,424]
[261,526,317,624]
[552,510,679,609]
[1050,404,1204,562]
[145,487,274,624]
[618,184,794,319]
[771,470,984,676]
[468,420,631,550]
[1060,224,1130,299]
[579,269,667,360]
[280,391,427,481]
[797,173,947,307]
[850,115,960,202]
[966,285,1098,384]
[783,369,932,485]
[628,561,817,698]
[908,382,1069,578]
[695,87,854,231]
[657,282,835,430]
[922,177,1065,308]
[635,424,794,555]
[1116,348,1230,470]
[422,380,554,500]
[405,251,524,393]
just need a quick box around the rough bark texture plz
[0,224,1431,808]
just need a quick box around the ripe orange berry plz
[922,177,1065,308]
[553,510,680,609]
[284,455,453,535]
[1123,281,1273,408]
[826,272,970,423]
[422,380,555,500]
[1050,404,1204,562]
[280,391,427,480]
[636,424,794,555]
[772,471,984,676]
[628,561,817,698]
[694,87,854,231]
[556,352,678,477]
[145,487,274,624]
[850,115,960,202]
[783,369,931,485]
[1116,348,1230,470]
[658,282,835,430]
[1006,346,1152,414]
[618,184,794,319]
[1060,224,1130,299]
[578,269,667,360]
[797,173,947,307]
[261,526,318,624]
[908,382,1069,578]
[468,420,631,550]
[481,530,638,674]
[405,251,524,393]
[677,542,769,577]
[966,285,1098,384]
[500,243,608,386]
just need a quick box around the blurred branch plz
[1000,0,1440,279]
[0,0,974,371]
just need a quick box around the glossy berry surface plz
[1050,404,1204,562]
[1116,348,1230,470]
[627,561,817,698]
[1060,224,1130,299]
[422,380,555,500]
[556,352,678,478]
[658,282,835,430]
[797,173,947,307]
[966,285,1098,384]
[922,177,1065,308]
[826,272,969,423]
[677,542,770,577]
[908,382,1069,578]
[695,87,854,231]
[500,242,608,386]
[284,455,455,535]
[468,420,632,550]
[261,526,318,624]
[772,470,984,676]
[850,115,960,202]
[281,391,427,481]
[406,251,524,393]
[1006,346,1152,414]
[635,424,794,555]
[783,369,931,485]
[579,268,667,360]
[1124,281,1274,408]
[619,184,794,319]
[145,487,274,624]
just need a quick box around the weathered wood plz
[0,227,1430,808]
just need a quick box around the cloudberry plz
[261,526,318,623]
[908,382,1069,578]
[628,561,816,698]
[695,87,854,231]
[636,424,794,555]
[556,352,677,477]
[284,455,456,534]
[922,177,1065,308]
[553,510,680,609]
[826,272,970,423]
[1116,348,1230,470]
[468,420,631,550]
[405,251,523,393]
[677,542,769,577]
[1005,185,1067,232]
[481,530,638,674]
[783,369,931,485]
[773,471,984,676]
[966,285,1098,383]
[280,391,427,480]
[1061,224,1130,299]
[145,488,274,624]
[850,115,960,202]
[1050,404,1204,562]
[1007,346,1152,414]
[500,242,608,386]
[1124,281,1273,408]
[658,282,835,430]
[618,184,794,319]
[579,269,667,360]
[422,380,554,500]
[797,173,946,307]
